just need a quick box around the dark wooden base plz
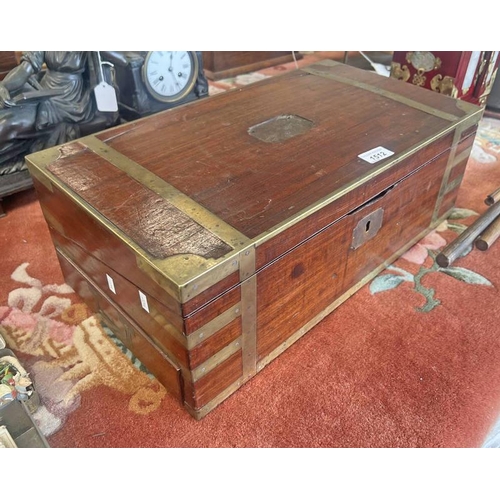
[0,51,20,81]
[202,51,301,81]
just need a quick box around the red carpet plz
[1,61,500,447]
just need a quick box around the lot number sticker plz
[358,146,394,164]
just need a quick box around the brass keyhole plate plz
[352,208,384,249]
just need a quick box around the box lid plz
[26,60,482,307]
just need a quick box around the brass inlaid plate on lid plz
[248,114,314,143]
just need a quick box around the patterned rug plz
[1,62,500,448]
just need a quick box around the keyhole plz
[365,220,371,232]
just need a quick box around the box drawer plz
[56,249,183,402]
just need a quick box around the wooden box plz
[26,60,482,419]
[202,51,301,81]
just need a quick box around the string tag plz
[94,51,118,113]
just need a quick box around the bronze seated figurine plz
[0,51,120,216]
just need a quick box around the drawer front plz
[56,249,183,402]
[256,147,450,361]
[50,229,189,369]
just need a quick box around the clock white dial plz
[143,51,198,102]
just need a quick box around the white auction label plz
[358,146,394,164]
[139,290,150,313]
[106,274,116,294]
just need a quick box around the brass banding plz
[187,302,242,350]
[27,140,247,304]
[186,212,453,419]
[452,146,473,168]
[239,245,257,380]
[444,176,464,195]
[251,128,460,249]
[239,245,256,281]
[80,135,248,250]
[241,274,257,380]
[26,63,482,308]
[27,152,176,291]
[432,125,464,222]
[191,337,242,382]
[185,376,244,420]
[304,63,460,122]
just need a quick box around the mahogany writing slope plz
[26,60,482,419]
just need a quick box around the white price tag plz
[94,82,118,113]
[139,290,150,313]
[106,274,116,294]
[358,146,394,164]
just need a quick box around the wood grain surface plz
[47,143,232,260]
[97,65,457,239]
[31,176,186,329]
[256,148,449,358]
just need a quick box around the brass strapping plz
[432,126,464,222]
[240,274,257,380]
[188,213,454,419]
[452,146,473,169]
[186,302,241,350]
[185,376,245,420]
[250,119,479,251]
[80,135,249,251]
[239,245,256,281]
[444,176,464,195]
[239,244,257,380]
[304,63,460,122]
[191,337,242,382]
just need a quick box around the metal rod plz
[436,200,500,267]
[475,214,500,251]
[485,187,500,206]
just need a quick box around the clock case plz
[100,51,209,121]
